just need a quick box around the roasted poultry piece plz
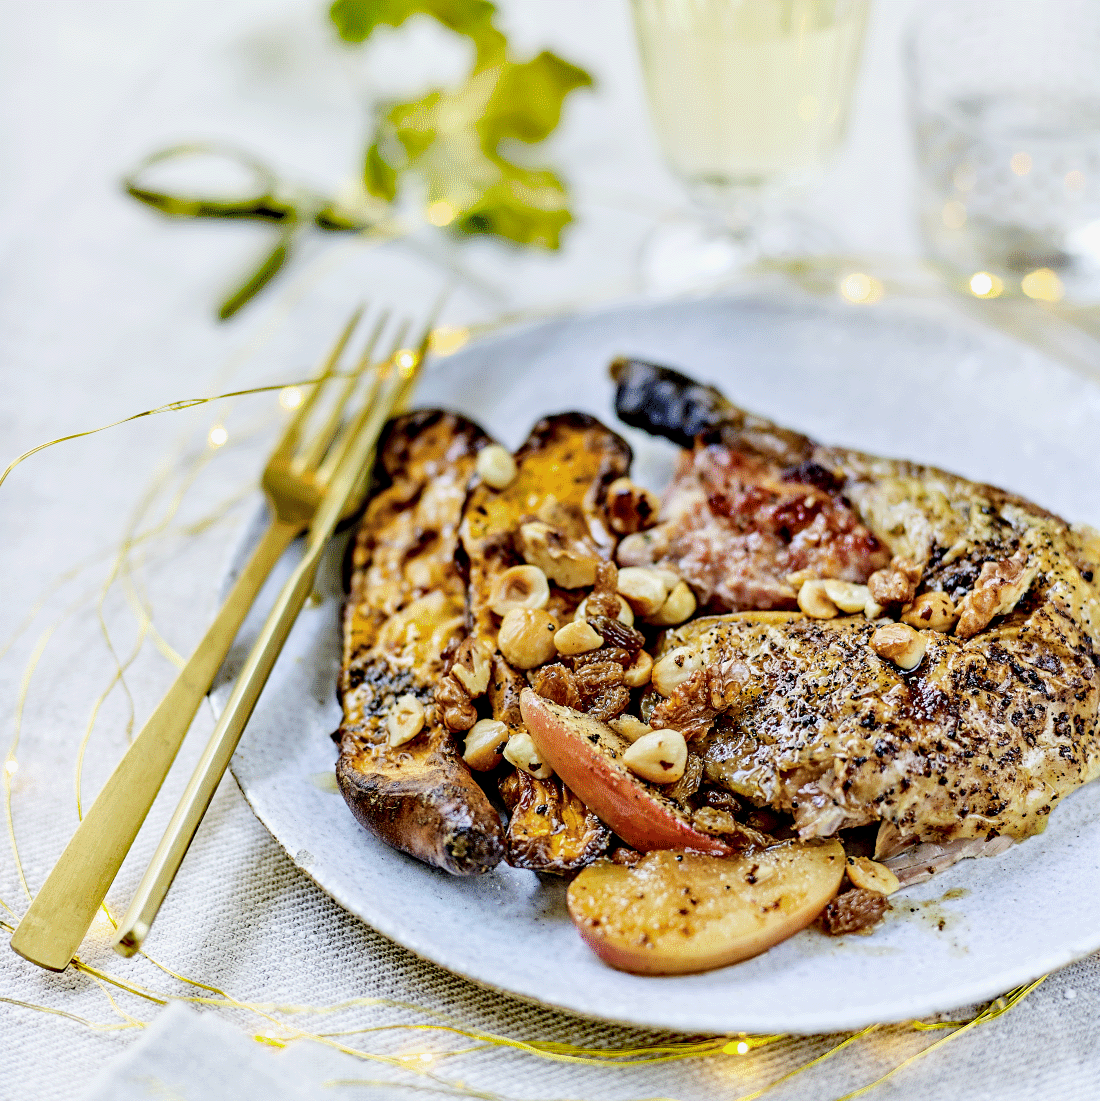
[615,359,1100,874]
[614,358,890,610]
[335,410,505,875]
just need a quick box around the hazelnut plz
[463,719,509,771]
[622,728,688,784]
[616,527,670,567]
[554,620,604,656]
[901,591,958,633]
[503,732,553,779]
[606,477,661,534]
[651,646,702,697]
[574,593,634,627]
[498,608,558,669]
[489,564,550,616]
[476,444,517,489]
[785,569,818,591]
[617,566,672,617]
[609,714,652,743]
[622,647,654,688]
[822,580,871,614]
[797,579,839,619]
[870,622,927,671]
[646,580,697,626]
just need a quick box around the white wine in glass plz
[632,0,870,282]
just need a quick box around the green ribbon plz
[124,143,371,319]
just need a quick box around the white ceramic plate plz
[218,294,1100,1034]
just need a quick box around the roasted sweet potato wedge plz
[460,412,632,644]
[336,410,505,875]
[446,414,633,867]
[500,770,610,872]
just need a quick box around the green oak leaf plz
[480,50,592,145]
[364,53,592,248]
[330,0,506,64]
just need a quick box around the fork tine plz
[293,309,390,476]
[392,290,448,414]
[328,304,443,510]
[316,318,411,486]
[271,304,363,462]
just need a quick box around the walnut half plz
[955,556,1037,639]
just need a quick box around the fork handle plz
[113,522,329,956]
[9,517,300,971]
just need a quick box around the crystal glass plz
[909,0,1100,304]
[631,0,870,287]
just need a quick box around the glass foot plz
[637,210,841,294]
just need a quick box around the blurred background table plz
[3,3,1099,1099]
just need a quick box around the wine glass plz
[631,0,870,289]
[908,0,1100,305]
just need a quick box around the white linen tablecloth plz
[3,3,1099,1099]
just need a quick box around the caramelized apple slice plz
[519,689,732,855]
[568,842,845,975]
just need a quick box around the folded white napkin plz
[80,1002,448,1101]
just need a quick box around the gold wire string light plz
[0,875,1052,1101]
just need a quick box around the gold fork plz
[112,316,431,956]
[10,306,389,971]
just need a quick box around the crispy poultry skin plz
[617,360,1100,851]
[335,411,505,875]
[613,359,889,610]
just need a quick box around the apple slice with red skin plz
[568,842,846,974]
[519,689,733,856]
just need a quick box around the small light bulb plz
[428,326,470,357]
[395,349,417,377]
[279,386,304,410]
[1010,151,1032,176]
[208,425,229,448]
[968,271,1003,298]
[722,1038,752,1055]
[4,759,17,776]
[427,200,456,227]
[1021,268,1064,303]
[839,273,883,304]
